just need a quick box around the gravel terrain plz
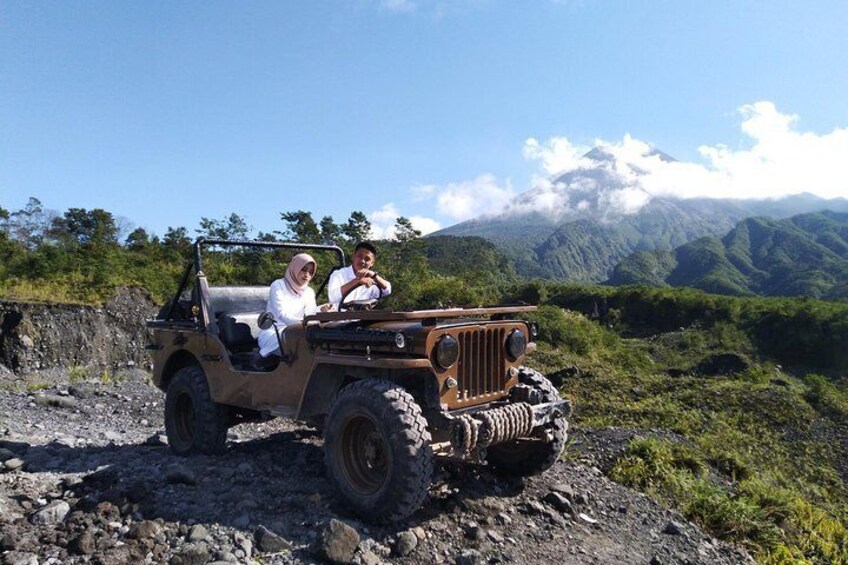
[1,370,755,565]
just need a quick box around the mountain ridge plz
[609,210,848,299]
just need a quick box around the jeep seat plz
[207,286,269,353]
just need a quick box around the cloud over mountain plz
[522,101,848,218]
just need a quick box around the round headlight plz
[394,332,407,349]
[435,335,459,369]
[506,329,526,360]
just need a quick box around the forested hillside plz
[609,211,848,299]
[0,198,517,309]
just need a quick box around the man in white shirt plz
[327,241,392,307]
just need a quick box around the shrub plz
[803,373,848,416]
[525,306,618,355]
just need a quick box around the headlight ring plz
[435,335,459,369]
[506,329,527,360]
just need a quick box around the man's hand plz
[359,277,375,288]
[355,267,376,279]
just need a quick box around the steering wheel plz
[338,278,384,312]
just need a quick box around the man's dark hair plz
[354,241,377,256]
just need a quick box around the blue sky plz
[2,1,848,239]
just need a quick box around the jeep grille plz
[456,327,508,401]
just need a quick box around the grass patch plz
[68,365,88,383]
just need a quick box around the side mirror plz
[258,312,275,330]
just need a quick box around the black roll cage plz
[161,238,346,321]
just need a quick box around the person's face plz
[295,263,315,285]
[352,248,376,271]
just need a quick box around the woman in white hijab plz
[257,253,318,357]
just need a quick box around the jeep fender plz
[296,359,436,419]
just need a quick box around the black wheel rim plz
[339,412,390,495]
[174,391,195,446]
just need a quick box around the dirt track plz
[1,370,753,564]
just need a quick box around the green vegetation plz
[526,300,848,563]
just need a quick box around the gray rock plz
[234,531,253,558]
[33,394,77,409]
[69,529,96,555]
[462,522,484,541]
[0,448,15,462]
[360,550,383,565]
[2,551,39,565]
[577,513,598,525]
[456,549,484,565]
[165,464,197,485]
[30,500,70,525]
[128,520,162,539]
[551,482,576,501]
[102,430,122,442]
[543,491,574,515]
[180,542,210,565]
[314,519,360,564]
[3,458,24,472]
[0,525,18,550]
[255,525,291,553]
[188,524,209,542]
[487,530,505,543]
[664,520,685,535]
[395,530,418,556]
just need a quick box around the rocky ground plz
[0,369,755,565]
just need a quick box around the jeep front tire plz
[324,379,433,523]
[164,365,229,455]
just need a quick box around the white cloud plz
[523,136,590,175]
[367,203,440,239]
[523,101,848,213]
[428,174,516,221]
[409,215,440,235]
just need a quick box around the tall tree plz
[279,210,320,243]
[343,211,372,244]
[163,226,191,250]
[196,213,251,240]
[52,208,119,245]
[319,216,343,244]
[125,227,151,251]
[8,197,51,248]
[394,216,421,243]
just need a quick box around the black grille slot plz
[456,327,507,401]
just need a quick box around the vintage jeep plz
[147,239,571,522]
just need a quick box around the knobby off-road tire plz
[324,379,433,523]
[487,367,568,477]
[164,365,229,455]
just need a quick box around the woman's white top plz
[327,266,392,306]
[257,279,317,357]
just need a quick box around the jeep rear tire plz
[165,365,229,455]
[324,380,433,523]
[487,367,567,477]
